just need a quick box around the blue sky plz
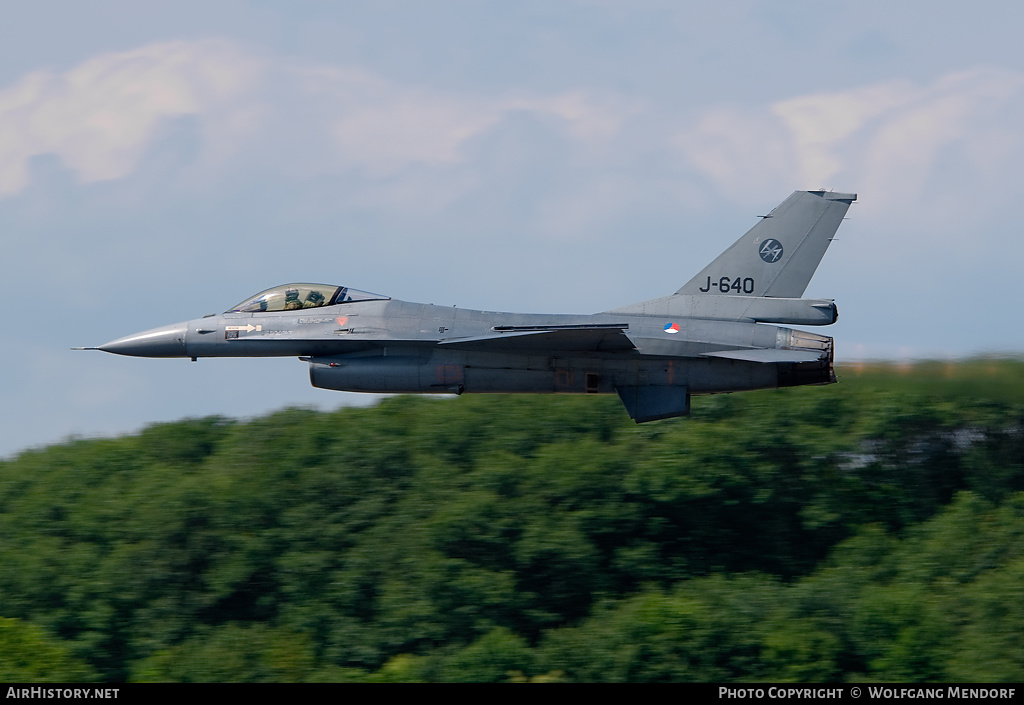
[3,1,1024,456]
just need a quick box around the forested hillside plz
[1,360,1022,682]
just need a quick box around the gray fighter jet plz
[80,190,856,422]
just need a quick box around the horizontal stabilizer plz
[616,385,690,422]
[702,348,824,363]
[440,324,635,353]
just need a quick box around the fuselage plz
[96,296,834,399]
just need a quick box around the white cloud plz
[309,68,630,177]
[857,69,1024,210]
[674,67,1024,212]
[318,69,506,176]
[772,80,914,186]
[673,107,797,195]
[0,40,634,198]
[0,40,262,195]
[3,39,1022,248]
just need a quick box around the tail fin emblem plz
[758,239,784,263]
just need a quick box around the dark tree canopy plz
[1,360,1023,681]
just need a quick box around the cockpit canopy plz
[228,283,390,313]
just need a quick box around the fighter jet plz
[79,190,856,422]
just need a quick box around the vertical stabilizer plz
[676,190,856,298]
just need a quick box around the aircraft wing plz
[440,324,636,353]
[701,348,825,363]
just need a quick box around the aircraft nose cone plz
[97,322,188,357]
